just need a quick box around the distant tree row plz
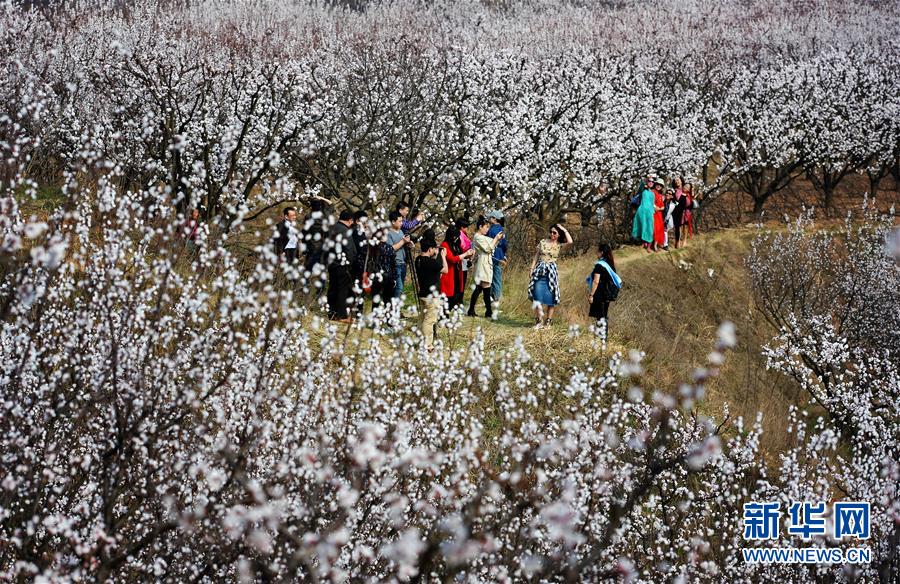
[2,0,898,226]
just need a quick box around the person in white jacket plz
[466,216,505,319]
[663,188,677,250]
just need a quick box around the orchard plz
[1,1,898,582]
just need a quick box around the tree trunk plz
[752,195,766,217]
[867,170,882,199]
[823,183,836,216]
[749,178,768,218]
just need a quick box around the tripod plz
[407,245,422,313]
[403,221,431,315]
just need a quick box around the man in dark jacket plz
[272,207,299,263]
[351,210,369,282]
[326,210,357,322]
[301,198,328,271]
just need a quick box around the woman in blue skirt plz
[528,223,573,328]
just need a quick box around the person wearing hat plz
[631,178,656,252]
[663,188,676,250]
[486,210,508,304]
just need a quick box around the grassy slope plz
[429,228,801,456]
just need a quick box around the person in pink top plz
[683,183,696,240]
[456,218,472,296]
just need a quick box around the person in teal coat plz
[632,179,656,250]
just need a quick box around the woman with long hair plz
[466,216,505,318]
[683,183,695,241]
[652,181,666,251]
[440,223,474,311]
[588,242,621,328]
[672,177,686,249]
[528,223,573,328]
[632,178,656,252]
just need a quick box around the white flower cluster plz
[0,168,895,580]
[1,0,898,223]
[0,1,897,581]
[747,209,900,582]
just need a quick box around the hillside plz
[9,185,813,455]
[327,226,801,457]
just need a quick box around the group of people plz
[631,175,699,252]
[271,202,513,346]
[268,198,625,346]
[180,190,631,345]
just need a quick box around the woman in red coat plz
[440,224,473,310]
[652,181,666,251]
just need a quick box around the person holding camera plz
[399,203,425,234]
[387,211,412,299]
[415,239,448,350]
[467,216,505,319]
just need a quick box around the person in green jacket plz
[632,178,656,252]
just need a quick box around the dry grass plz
[215,218,809,458]
[433,227,804,458]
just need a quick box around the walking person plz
[386,211,412,299]
[415,239,448,350]
[466,216,505,319]
[631,178,655,252]
[273,206,300,263]
[325,210,357,322]
[527,223,573,328]
[587,243,622,330]
[486,210,508,305]
[440,223,474,311]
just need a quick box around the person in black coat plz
[301,198,328,270]
[272,207,299,263]
[351,210,369,284]
[326,210,357,322]
[588,243,617,324]
[672,177,688,249]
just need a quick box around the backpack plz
[585,260,621,301]
[604,276,620,301]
